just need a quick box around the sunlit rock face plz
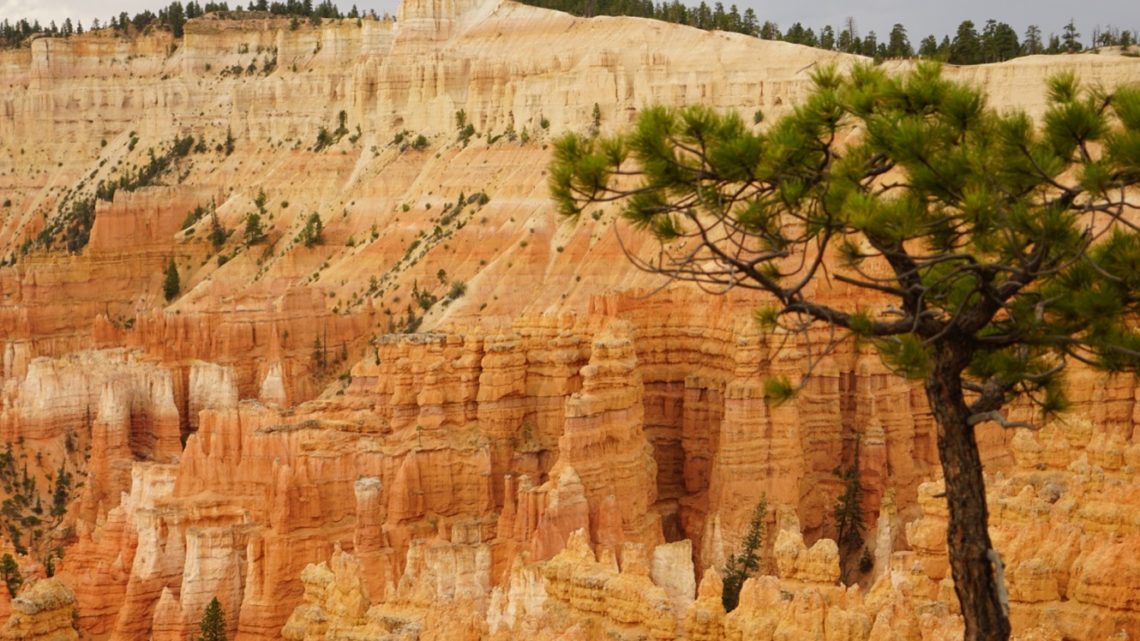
[1,0,1139,639]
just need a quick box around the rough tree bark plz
[925,342,1011,641]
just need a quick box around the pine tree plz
[163,258,181,302]
[551,63,1140,641]
[296,213,323,247]
[1022,24,1044,55]
[818,25,835,50]
[1062,19,1082,52]
[833,437,865,583]
[52,461,71,517]
[740,8,757,37]
[168,1,186,38]
[0,553,21,598]
[918,34,939,58]
[197,597,227,641]
[885,23,912,58]
[721,497,765,612]
[243,213,265,245]
[949,19,980,64]
[209,211,228,250]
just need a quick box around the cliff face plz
[1,0,1139,639]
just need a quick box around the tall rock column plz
[551,320,662,554]
[353,476,392,599]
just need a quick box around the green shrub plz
[296,213,323,247]
[180,204,207,229]
[458,123,476,145]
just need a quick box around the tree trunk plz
[925,348,1011,641]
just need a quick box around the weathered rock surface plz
[0,578,79,641]
[0,0,1138,639]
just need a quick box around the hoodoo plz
[0,0,1139,639]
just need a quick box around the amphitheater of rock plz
[0,0,1139,639]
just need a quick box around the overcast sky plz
[3,0,1138,45]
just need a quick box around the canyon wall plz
[0,0,1138,639]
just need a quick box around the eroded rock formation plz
[0,0,1138,639]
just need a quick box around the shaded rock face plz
[0,0,1138,640]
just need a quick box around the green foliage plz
[762,376,797,405]
[296,213,323,247]
[314,126,333,151]
[336,110,348,137]
[875,334,931,379]
[182,204,209,230]
[551,66,1140,635]
[51,462,72,518]
[312,336,326,371]
[244,213,266,245]
[722,497,766,612]
[0,553,20,598]
[37,133,196,253]
[197,597,227,641]
[448,280,467,299]
[208,212,228,250]
[494,1,1130,64]
[551,64,1140,425]
[412,281,438,311]
[163,258,181,302]
[458,123,476,145]
[314,111,351,151]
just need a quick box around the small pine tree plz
[0,553,21,598]
[198,597,227,641]
[52,461,71,517]
[163,259,181,302]
[208,212,228,250]
[833,437,866,583]
[296,213,323,247]
[721,496,766,612]
[244,213,266,245]
[312,336,326,371]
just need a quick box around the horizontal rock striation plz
[0,0,1138,639]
